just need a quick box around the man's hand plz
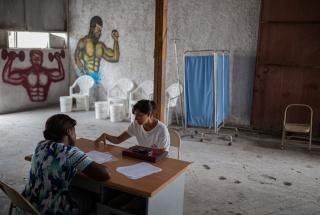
[94,133,107,145]
[111,30,119,41]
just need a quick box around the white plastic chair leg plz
[85,96,89,111]
[166,105,170,126]
[175,108,179,126]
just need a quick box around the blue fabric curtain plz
[217,53,224,126]
[185,56,214,127]
[224,54,230,119]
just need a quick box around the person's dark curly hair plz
[132,100,157,115]
[43,114,76,142]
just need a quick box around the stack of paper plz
[86,151,113,164]
[116,162,162,180]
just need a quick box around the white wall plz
[166,0,261,125]
[0,49,69,113]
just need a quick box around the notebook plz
[116,162,162,179]
[86,150,113,164]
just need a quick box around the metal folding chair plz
[281,104,313,151]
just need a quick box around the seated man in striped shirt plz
[20,114,110,215]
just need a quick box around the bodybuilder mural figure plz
[2,49,65,102]
[74,16,120,83]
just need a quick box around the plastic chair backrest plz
[109,78,135,98]
[130,80,154,101]
[169,128,181,159]
[283,104,313,126]
[140,80,154,98]
[70,75,94,96]
[0,180,40,215]
[166,82,183,107]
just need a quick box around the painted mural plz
[74,16,120,83]
[1,49,65,102]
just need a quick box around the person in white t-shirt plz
[94,100,170,151]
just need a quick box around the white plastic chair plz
[129,80,154,120]
[281,104,313,151]
[68,75,94,111]
[108,78,135,115]
[169,129,181,160]
[69,75,95,96]
[166,82,183,125]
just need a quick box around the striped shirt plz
[20,140,92,215]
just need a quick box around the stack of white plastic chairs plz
[107,78,135,121]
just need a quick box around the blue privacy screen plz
[185,53,229,128]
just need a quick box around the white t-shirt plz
[127,120,170,151]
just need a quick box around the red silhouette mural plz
[2,49,65,102]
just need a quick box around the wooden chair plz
[169,129,181,159]
[281,104,313,151]
[0,180,40,215]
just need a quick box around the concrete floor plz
[0,107,320,215]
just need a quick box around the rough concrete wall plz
[69,0,155,90]
[0,30,8,47]
[0,49,69,113]
[69,0,260,126]
[0,0,66,31]
[166,0,261,126]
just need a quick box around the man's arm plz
[2,50,25,85]
[74,39,85,71]
[47,50,65,82]
[67,147,110,181]
[82,162,110,181]
[94,131,130,145]
[102,30,120,62]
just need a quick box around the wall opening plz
[8,31,67,49]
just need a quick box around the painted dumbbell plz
[48,50,65,62]
[1,49,25,61]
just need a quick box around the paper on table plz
[86,151,113,164]
[116,162,162,180]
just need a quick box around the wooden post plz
[154,0,168,122]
